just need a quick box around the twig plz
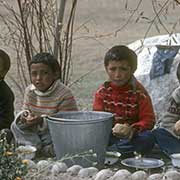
[115,0,143,36]
[143,0,169,41]
[152,0,170,34]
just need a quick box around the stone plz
[78,167,99,178]
[162,170,180,180]
[37,160,50,170]
[67,165,83,176]
[111,169,131,180]
[94,169,113,180]
[147,173,163,180]
[131,170,147,180]
[51,162,68,175]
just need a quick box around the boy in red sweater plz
[93,45,155,155]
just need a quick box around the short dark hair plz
[0,49,11,77]
[176,62,180,82]
[29,52,60,78]
[104,45,137,72]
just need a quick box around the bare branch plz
[143,0,170,41]
[152,0,170,34]
[115,0,143,36]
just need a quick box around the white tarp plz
[128,34,180,120]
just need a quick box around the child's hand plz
[112,123,135,140]
[174,120,180,135]
[21,111,43,126]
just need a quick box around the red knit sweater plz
[93,78,155,132]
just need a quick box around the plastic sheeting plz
[150,45,180,79]
[128,34,180,120]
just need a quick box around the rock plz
[78,167,99,178]
[131,38,180,121]
[94,169,113,180]
[51,162,68,175]
[147,173,163,180]
[37,160,50,170]
[23,159,37,169]
[131,170,147,180]
[162,170,180,180]
[111,169,131,180]
[67,165,83,176]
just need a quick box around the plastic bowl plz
[171,153,180,167]
[104,151,121,165]
[16,145,37,160]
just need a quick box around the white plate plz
[171,153,180,167]
[121,157,164,169]
[104,151,121,165]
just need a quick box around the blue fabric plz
[150,45,180,79]
[107,130,155,155]
[153,128,180,156]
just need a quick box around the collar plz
[30,79,60,96]
[104,76,137,91]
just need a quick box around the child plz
[0,49,14,140]
[11,52,78,157]
[93,45,155,155]
[153,62,180,156]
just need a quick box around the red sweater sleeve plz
[131,83,155,131]
[93,87,105,111]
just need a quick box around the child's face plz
[30,63,58,92]
[105,60,132,87]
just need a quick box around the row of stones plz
[25,159,180,180]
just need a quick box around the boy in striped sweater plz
[153,62,180,156]
[93,45,155,155]
[11,52,78,157]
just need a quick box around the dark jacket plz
[0,80,14,130]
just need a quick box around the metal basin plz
[46,111,113,167]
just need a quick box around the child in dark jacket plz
[0,49,14,142]
[0,50,14,130]
[153,62,180,156]
[93,45,155,155]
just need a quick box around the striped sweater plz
[159,86,180,139]
[22,79,77,116]
[23,80,77,116]
[17,79,78,131]
[93,78,155,132]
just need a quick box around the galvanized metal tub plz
[46,111,113,167]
